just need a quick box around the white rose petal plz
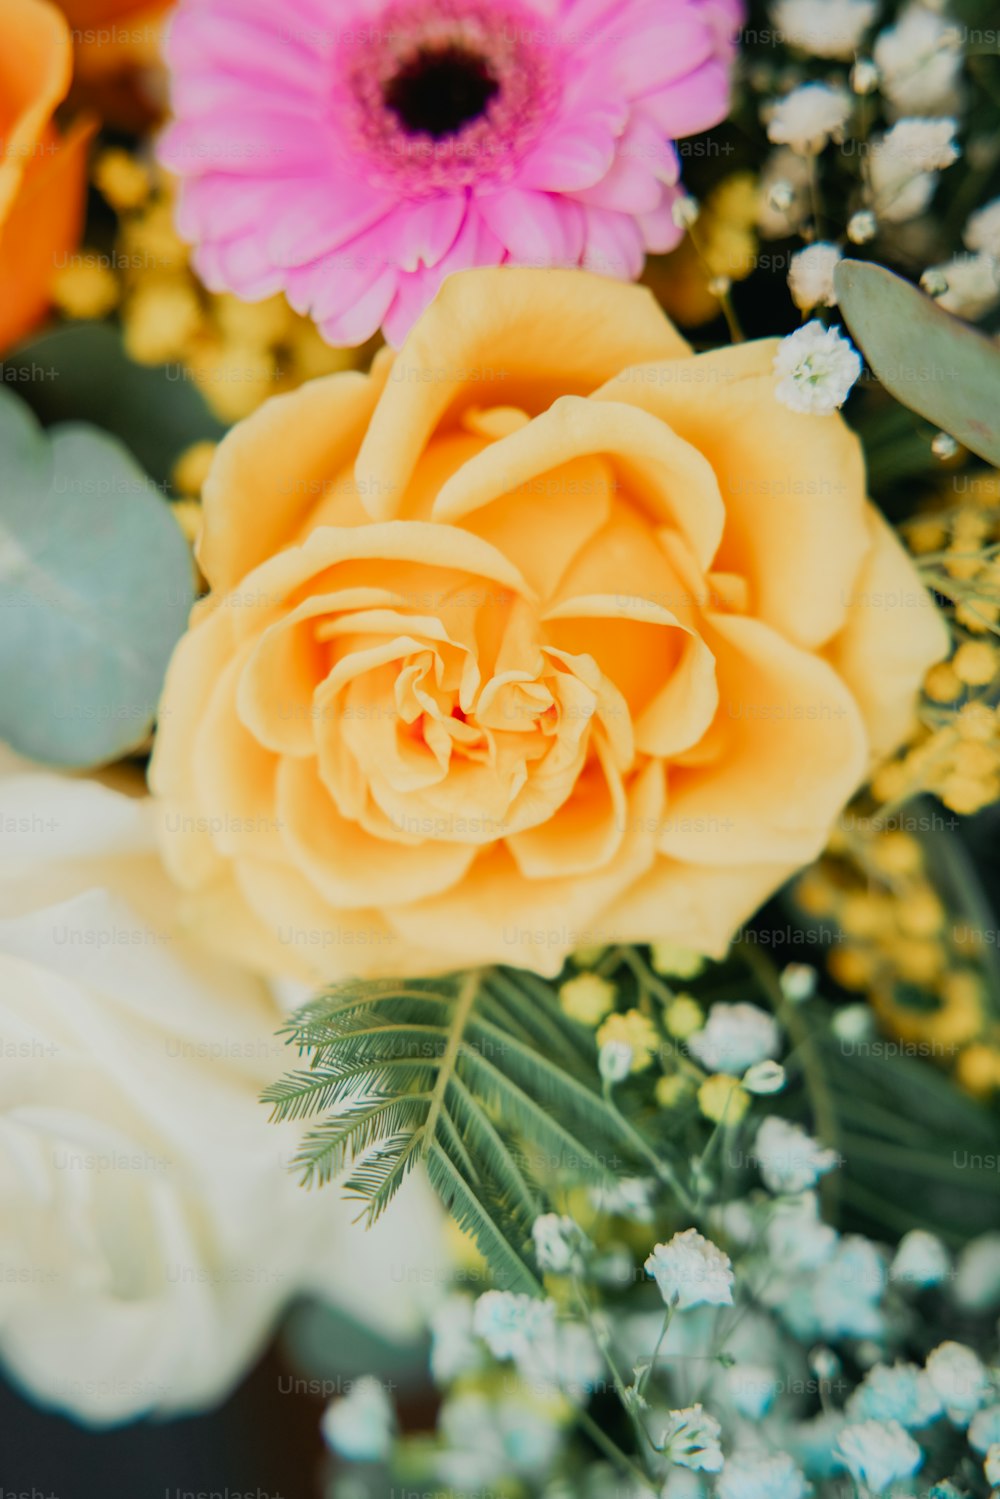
[0,753,442,1424]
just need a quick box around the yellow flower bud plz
[924,662,961,702]
[93,148,152,212]
[655,1074,693,1109]
[596,1010,659,1072]
[697,1074,750,1125]
[956,702,996,741]
[794,869,838,918]
[940,773,999,815]
[172,441,218,498]
[170,500,202,547]
[871,760,909,804]
[952,740,999,779]
[953,640,998,687]
[905,517,947,554]
[955,601,1000,634]
[956,1043,1000,1097]
[664,995,705,1040]
[559,973,616,1027]
[52,258,120,320]
[828,945,876,991]
[649,943,706,980]
[896,889,944,938]
[870,830,923,878]
[124,280,202,365]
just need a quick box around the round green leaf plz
[835,259,1000,467]
[0,387,195,768]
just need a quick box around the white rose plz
[0,751,441,1424]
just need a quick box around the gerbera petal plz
[196,235,285,299]
[581,207,646,278]
[571,146,666,215]
[267,183,396,270]
[516,119,618,192]
[641,58,734,137]
[380,210,506,347]
[159,113,327,176]
[392,196,469,272]
[475,188,583,265]
[607,17,718,94]
[166,11,323,102]
[160,0,740,339]
[318,276,400,346]
[637,192,685,253]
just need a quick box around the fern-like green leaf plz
[264,965,660,1290]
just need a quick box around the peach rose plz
[150,269,947,981]
[0,0,93,353]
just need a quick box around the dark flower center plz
[383,44,500,139]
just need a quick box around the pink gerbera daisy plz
[159,0,743,345]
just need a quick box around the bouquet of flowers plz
[1,0,1000,1492]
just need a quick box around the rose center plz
[383,43,500,139]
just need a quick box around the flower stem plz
[636,1304,674,1399]
[734,938,841,1222]
[572,1278,656,1474]
[605,1086,697,1214]
[575,1408,657,1496]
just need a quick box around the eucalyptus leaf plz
[1,322,226,491]
[835,259,1000,465]
[0,387,194,768]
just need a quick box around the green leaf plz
[0,387,195,767]
[264,966,663,1292]
[1,323,227,492]
[835,259,1000,465]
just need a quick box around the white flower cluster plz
[645,1228,735,1310]
[363,1052,1000,1499]
[771,0,876,61]
[774,322,862,415]
[686,1002,781,1074]
[759,0,975,333]
[923,193,1000,320]
[470,1288,603,1402]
